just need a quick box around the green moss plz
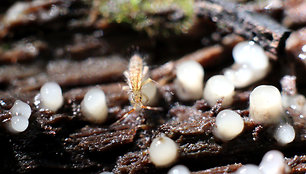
[94,0,194,36]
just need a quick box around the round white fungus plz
[224,41,270,88]
[175,60,204,100]
[235,164,262,174]
[9,116,29,133]
[203,75,235,107]
[249,85,283,124]
[259,150,288,174]
[224,64,254,88]
[213,109,244,141]
[10,100,31,119]
[149,134,178,167]
[232,41,268,70]
[168,165,190,174]
[81,88,108,124]
[141,81,158,106]
[274,123,295,145]
[40,82,64,112]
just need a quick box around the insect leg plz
[141,78,153,86]
[122,85,130,91]
[123,71,129,79]
[113,107,136,125]
[142,65,149,79]
[141,105,163,111]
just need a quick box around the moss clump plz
[93,0,194,36]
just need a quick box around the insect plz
[121,54,160,118]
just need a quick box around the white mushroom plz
[259,150,289,174]
[10,100,31,119]
[9,116,29,133]
[224,64,254,88]
[175,60,204,100]
[168,165,190,174]
[249,85,283,124]
[203,75,235,107]
[213,109,244,141]
[274,123,295,145]
[81,88,108,124]
[149,134,178,167]
[235,164,262,174]
[224,41,270,88]
[40,82,64,112]
[141,81,158,106]
[233,41,269,70]
[7,100,32,133]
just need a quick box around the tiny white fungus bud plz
[259,150,288,174]
[274,123,295,145]
[224,64,253,88]
[40,82,64,112]
[9,116,29,133]
[203,75,235,107]
[141,81,158,106]
[213,109,244,141]
[225,41,270,88]
[249,85,283,124]
[235,164,262,174]
[175,60,204,100]
[81,88,108,124]
[233,41,268,70]
[10,100,31,119]
[168,165,190,174]
[149,134,178,167]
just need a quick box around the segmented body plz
[128,55,144,91]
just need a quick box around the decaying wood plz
[194,0,291,59]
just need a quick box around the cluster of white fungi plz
[7,100,31,133]
[146,40,298,171]
[5,41,301,174]
[235,150,290,174]
[173,41,296,144]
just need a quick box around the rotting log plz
[194,0,291,59]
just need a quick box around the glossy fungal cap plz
[40,82,64,112]
[203,75,235,107]
[233,41,269,70]
[10,100,31,119]
[259,150,288,174]
[175,60,204,100]
[81,88,108,124]
[235,164,262,174]
[168,165,190,174]
[141,80,158,106]
[274,123,295,145]
[213,109,244,141]
[149,134,178,167]
[249,85,283,124]
[224,64,253,88]
[9,116,29,133]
